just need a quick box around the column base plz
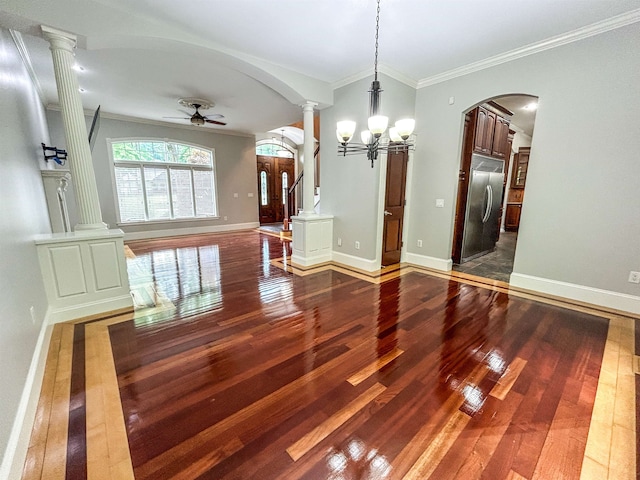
[34,229,133,323]
[290,214,334,267]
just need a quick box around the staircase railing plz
[284,145,319,230]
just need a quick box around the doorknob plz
[384,210,392,216]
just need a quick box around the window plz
[260,171,268,206]
[110,139,217,223]
[256,142,294,158]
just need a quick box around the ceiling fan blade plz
[205,119,227,126]
[163,116,191,119]
[204,113,225,120]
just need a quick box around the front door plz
[257,155,295,224]
[381,146,409,266]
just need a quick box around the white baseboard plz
[291,252,332,267]
[0,317,52,480]
[47,294,133,325]
[123,222,260,241]
[510,273,640,315]
[405,252,453,272]
[331,251,379,272]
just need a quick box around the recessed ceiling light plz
[78,87,86,93]
[73,64,85,72]
[523,102,538,111]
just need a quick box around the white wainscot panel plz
[89,241,122,290]
[292,222,304,251]
[307,222,321,253]
[49,245,86,297]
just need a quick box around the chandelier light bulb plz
[367,115,388,137]
[394,118,415,140]
[336,120,357,143]
[389,127,402,143]
[360,130,373,145]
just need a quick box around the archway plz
[451,94,538,283]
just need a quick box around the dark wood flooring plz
[22,230,636,480]
[115,231,610,479]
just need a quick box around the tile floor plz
[453,231,517,283]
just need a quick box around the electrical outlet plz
[355,241,360,250]
[435,199,444,208]
[629,271,640,284]
[223,216,228,221]
[337,237,342,247]
[417,239,423,247]
[233,193,238,198]
[248,193,254,198]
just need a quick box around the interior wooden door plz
[381,146,409,266]
[257,156,295,224]
[276,158,295,222]
[257,156,276,224]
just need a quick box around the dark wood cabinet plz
[505,204,522,231]
[510,147,530,188]
[505,146,530,232]
[473,105,510,158]
[473,106,496,155]
[492,116,510,159]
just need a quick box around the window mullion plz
[167,166,175,219]
[190,169,197,217]
[140,166,150,221]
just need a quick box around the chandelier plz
[336,0,415,168]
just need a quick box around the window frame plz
[108,137,219,226]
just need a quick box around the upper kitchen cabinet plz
[511,147,530,188]
[472,102,512,159]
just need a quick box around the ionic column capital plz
[41,26,77,53]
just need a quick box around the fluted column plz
[42,26,107,230]
[300,101,318,216]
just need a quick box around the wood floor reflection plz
[22,231,636,479]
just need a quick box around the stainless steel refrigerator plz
[460,154,505,263]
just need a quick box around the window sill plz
[117,216,220,227]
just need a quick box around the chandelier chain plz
[373,0,380,81]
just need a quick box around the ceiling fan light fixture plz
[191,116,205,126]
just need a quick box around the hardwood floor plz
[22,231,636,479]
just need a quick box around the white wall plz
[321,73,416,261]
[47,112,260,236]
[0,28,52,475]
[408,22,640,300]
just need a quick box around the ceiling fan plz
[164,97,227,126]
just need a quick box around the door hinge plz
[403,199,407,206]
[401,241,404,247]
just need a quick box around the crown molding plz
[9,29,46,106]
[417,8,640,89]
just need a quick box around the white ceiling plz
[1,0,639,137]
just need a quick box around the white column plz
[300,101,318,216]
[42,26,107,231]
[291,101,333,267]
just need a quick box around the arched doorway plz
[256,138,296,225]
[451,94,538,283]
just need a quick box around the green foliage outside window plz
[112,141,212,166]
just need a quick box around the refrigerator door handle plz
[482,184,492,223]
